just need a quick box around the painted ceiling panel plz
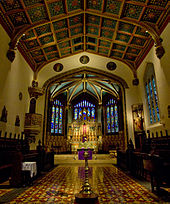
[0,0,168,72]
[86,82,96,96]
[74,83,83,96]
[51,72,121,101]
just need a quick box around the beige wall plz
[0,21,169,149]
[137,23,170,138]
[0,25,33,139]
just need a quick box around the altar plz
[67,120,102,152]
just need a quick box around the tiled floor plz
[0,163,163,203]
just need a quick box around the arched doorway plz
[42,67,128,153]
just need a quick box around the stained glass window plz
[74,108,78,120]
[144,63,160,124]
[145,75,160,124]
[74,100,95,121]
[51,99,63,134]
[106,99,119,133]
[152,77,160,121]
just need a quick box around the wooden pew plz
[143,152,170,193]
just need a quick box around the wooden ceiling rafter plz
[8,6,161,51]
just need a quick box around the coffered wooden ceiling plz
[0,0,169,74]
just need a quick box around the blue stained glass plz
[83,108,86,115]
[51,99,63,134]
[146,84,153,124]
[74,101,95,121]
[74,108,78,120]
[55,107,59,133]
[111,106,114,133]
[149,81,156,122]
[87,107,90,117]
[106,99,119,133]
[152,77,160,121]
[59,107,62,133]
[51,106,55,133]
[91,107,95,119]
[79,108,82,119]
[115,105,119,132]
[107,107,110,133]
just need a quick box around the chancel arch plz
[43,67,128,153]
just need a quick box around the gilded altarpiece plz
[68,120,102,151]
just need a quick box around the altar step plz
[54,154,117,165]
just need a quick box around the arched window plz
[51,99,63,134]
[106,99,119,133]
[74,100,95,121]
[144,63,160,124]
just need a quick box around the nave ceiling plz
[0,0,169,76]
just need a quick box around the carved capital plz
[155,45,165,59]
[132,78,139,86]
[6,49,15,62]
[28,87,44,99]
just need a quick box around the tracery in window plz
[51,99,63,134]
[144,63,160,124]
[73,100,95,121]
[106,99,119,133]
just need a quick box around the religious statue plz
[15,115,20,126]
[0,106,8,122]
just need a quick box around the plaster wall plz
[137,23,170,137]
[38,52,134,88]
[0,25,33,139]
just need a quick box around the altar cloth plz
[77,149,93,160]
[22,162,37,178]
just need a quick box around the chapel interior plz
[0,0,170,203]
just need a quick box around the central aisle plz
[9,163,160,203]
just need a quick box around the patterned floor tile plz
[6,164,161,203]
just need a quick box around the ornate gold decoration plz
[24,113,42,143]
[53,63,63,72]
[28,86,44,98]
[80,55,90,64]
[106,61,117,70]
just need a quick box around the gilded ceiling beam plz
[67,82,82,103]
